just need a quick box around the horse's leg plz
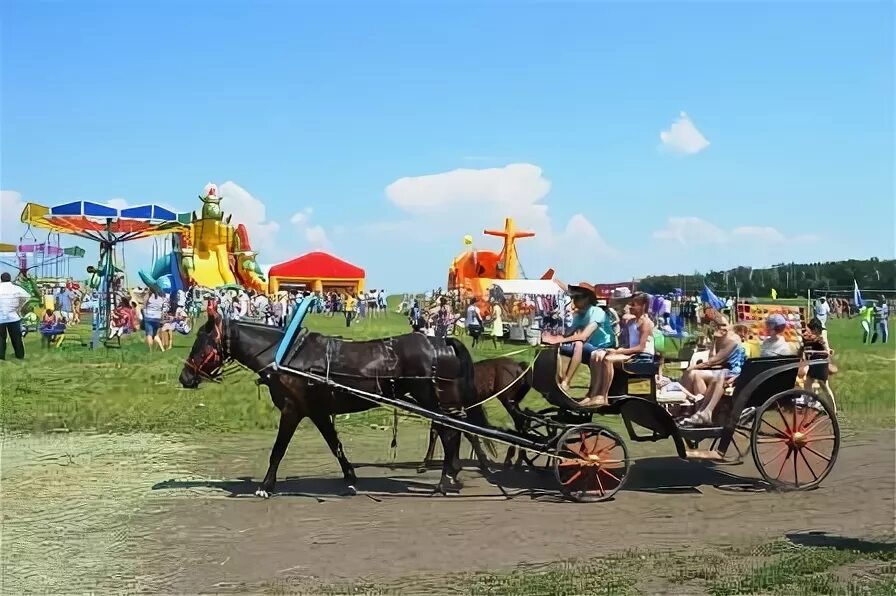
[466,434,493,475]
[310,412,358,495]
[418,423,440,473]
[257,405,302,498]
[434,423,463,494]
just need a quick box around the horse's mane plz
[233,320,420,346]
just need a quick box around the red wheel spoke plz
[561,469,583,486]
[760,445,789,468]
[799,409,820,432]
[775,447,791,479]
[776,447,793,479]
[805,434,837,442]
[797,448,819,481]
[598,467,621,484]
[792,450,800,488]
[760,418,789,438]
[756,437,787,444]
[802,444,832,463]
[558,459,583,467]
[803,415,832,436]
[775,403,793,434]
[593,468,605,496]
[599,458,625,466]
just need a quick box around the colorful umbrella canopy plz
[21,201,186,242]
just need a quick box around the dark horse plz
[420,357,532,470]
[179,307,491,496]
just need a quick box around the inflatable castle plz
[139,184,266,293]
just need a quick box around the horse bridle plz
[185,314,231,381]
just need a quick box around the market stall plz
[486,279,567,344]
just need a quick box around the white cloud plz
[289,206,330,249]
[653,216,727,245]
[732,226,788,243]
[290,208,312,226]
[352,164,623,288]
[217,181,281,255]
[385,163,552,217]
[1,190,26,246]
[659,111,710,155]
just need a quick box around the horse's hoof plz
[436,476,463,494]
[254,489,271,499]
[343,485,357,496]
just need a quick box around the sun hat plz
[567,282,598,305]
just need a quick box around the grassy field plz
[275,538,896,595]
[1,309,893,434]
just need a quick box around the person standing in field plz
[344,292,356,327]
[0,272,30,360]
[871,295,889,344]
[814,297,831,329]
[143,287,166,352]
[858,302,874,344]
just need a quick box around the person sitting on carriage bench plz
[680,316,746,426]
[581,292,655,408]
[541,283,614,396]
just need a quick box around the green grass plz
[266,537,896,595]
[1,311,893,434]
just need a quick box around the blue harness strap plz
[274,296,317,368]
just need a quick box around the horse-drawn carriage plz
[180,296,840,503]
[513,346,840,501]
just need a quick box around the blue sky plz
[2,1,893,291]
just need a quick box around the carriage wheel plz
[519,407,561,471]
[553,423,630,502]
[751,389,840,491]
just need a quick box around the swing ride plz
[20,200,186,348]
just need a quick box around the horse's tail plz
[446,337,497,458]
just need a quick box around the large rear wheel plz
[751,389,839,490]
[553,423,630,502]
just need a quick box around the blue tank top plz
[726,343,746,376]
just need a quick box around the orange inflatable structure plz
[448,218,553,300]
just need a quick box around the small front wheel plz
[553,423,630,502]
[751,389,840,490]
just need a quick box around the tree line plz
[637,258,895,298]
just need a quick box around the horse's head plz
[179,301,228,389]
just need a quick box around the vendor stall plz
[487,279,567,344]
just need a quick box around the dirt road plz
[3,426,893,593]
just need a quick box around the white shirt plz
[0,281,31,324]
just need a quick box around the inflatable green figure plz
[200,183,223,221]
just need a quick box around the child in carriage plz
[580,292,655,408]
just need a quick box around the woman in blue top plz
[542,282,614,395]
[681,316,747,426]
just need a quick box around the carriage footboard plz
[616,397,688,458]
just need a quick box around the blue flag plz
[853,280,864,308]
[701,284,726,310]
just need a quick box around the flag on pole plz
[853,280,864,308]
[701,284,725,310]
